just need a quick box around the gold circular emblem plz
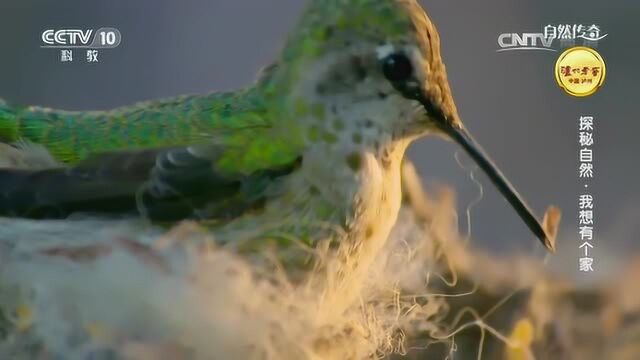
[554,46,606,97]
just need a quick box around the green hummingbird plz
[0,0,554,251]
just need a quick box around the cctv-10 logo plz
[41,27,121,49]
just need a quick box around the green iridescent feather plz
[0,85,303,175]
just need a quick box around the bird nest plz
[0,161,637,360]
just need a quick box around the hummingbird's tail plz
[0,99,64,155]
[0,98,20,142]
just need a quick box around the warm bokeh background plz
[0,0,636,280]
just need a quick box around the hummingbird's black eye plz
[382,53,414,83]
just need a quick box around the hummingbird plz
[0,0,554,251]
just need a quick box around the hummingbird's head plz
[269,0,554,251]
[274,0,460,137]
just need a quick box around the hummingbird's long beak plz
[417,93,554,252]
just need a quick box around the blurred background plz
[0,0,636,280]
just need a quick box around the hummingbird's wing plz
[0,135,302,221]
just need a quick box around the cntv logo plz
[497,33,555,52]
[41,28,121,48]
